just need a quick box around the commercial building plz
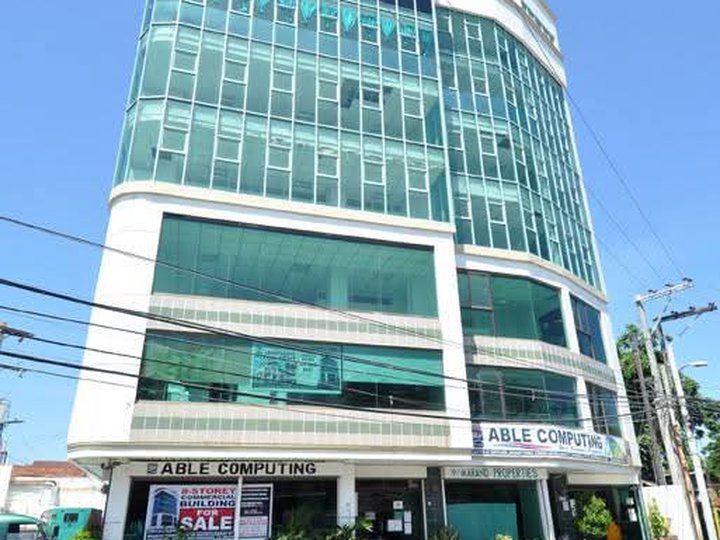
[68,0,647,538]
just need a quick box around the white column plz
[559,288,579,353]
[575,377,594,432]
[234,477,244,540]
[599,308,642,467]
[337,464,356,526]
[537,479,556,540]
[435,240,472,450]
[68,198,164,448]
[103,464,132,540]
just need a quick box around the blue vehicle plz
[0,513,47,540]
[40,509,101,540]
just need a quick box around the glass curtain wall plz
[467,366,579,427]
[137,331,446,410]
[115,1,605,289]
[436,9,600,288]
[115,0,449,221]
[153,214,438,316]
[457,270,565,346]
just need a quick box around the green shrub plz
[576,495,613,538]
[323,517,372,540]
[70,530,101,540]
[429,526,460,540]
[648,499,670,538]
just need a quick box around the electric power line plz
[522,18,683,282]
[0,348,676,428]
[22,330,643,412]
[0,213,649,402]
[0,214,462,351]
[0,294,645,404]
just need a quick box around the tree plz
[616,324,720,483]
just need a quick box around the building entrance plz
[356,480,425,540]
[567,485,645,540]
[445,482,544,540]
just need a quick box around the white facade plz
[68,184,644,540]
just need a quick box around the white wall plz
[643,485,694,540]
[0,465,11,511]
[3,477,105,518]
[67,194,164,448]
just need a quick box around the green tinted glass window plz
[587,383,621,436]
[154,214,438,316]
[492,277,536,340]
[457,270,565,346]
[571,296,606,362]
[138,332,445,410]
[467,366,578,427]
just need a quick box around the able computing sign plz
[472,422,628,463]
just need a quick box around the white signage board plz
[472,423,628,463]
[136,461,340,478]
[443,466,547,481]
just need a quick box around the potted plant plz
[576,495,613,540]
[429,526,460,540]
[323,518,373,540]
[70,530,102,540]
[648,499,675,540]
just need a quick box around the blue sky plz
[0,1,718,462]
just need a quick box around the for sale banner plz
[145,484,273,540]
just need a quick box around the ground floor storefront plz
[101,460,649,540]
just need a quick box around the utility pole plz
[636,281,692,486]
[659,304,719,540]
[0,323,33,345]
[630,334,665,485]
[636,280,700,539]
[0,323,32,465]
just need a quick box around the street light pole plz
[665,346,718,540]
[657,303,719,540]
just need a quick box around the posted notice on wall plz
[145,484,273,540]
[238,485,273,540]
